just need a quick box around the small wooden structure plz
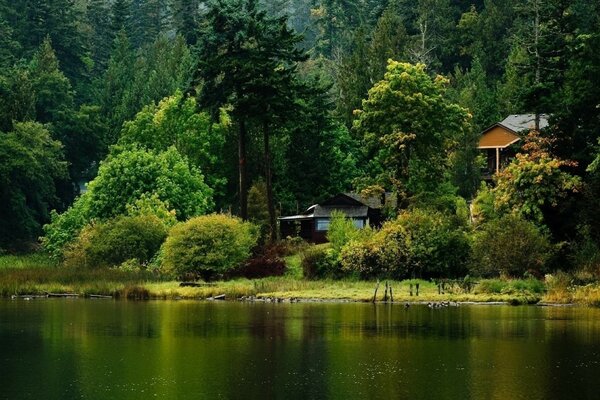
[278,193,391,243]
[478,114,549,178]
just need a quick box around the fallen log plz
[46,293,79,298]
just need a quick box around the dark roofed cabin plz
[478,114,549,179]
[278,193,391,243]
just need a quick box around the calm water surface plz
[1,300,600,400]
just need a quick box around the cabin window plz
[352,219,365,229]
[315,218,330,231]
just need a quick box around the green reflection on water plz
[1,300,600,400]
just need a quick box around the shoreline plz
[3,292,579,308]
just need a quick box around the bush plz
[231,256,286,279]
[340,209,470,279]
[301,245,338,279]
[340,233,391,279]
[327,211,360,257]
[64,214,168,269]
[471,213,552,277]
[42,147,213,257]
[161,214,257,280]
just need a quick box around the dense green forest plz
[1,0,599,278]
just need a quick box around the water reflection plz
[1,300,600,400]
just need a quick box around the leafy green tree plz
[354,61,471,208]
[369,5,409,80]
[42,147,213,256]
[118,91,229,199]
[494,131,581,224]
[0,122,67,249]
[86,147,213,220]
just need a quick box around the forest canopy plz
[0,0,598,278]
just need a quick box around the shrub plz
[64,214,168,269]
[341,209,470,279]
[327,211,360,257]
[231,256,286,279]
[339,233,392,279]
[301,245,338,279]
[42,195,91,259]
[42,147,213,257]
[161,214,257,280]
[471,213,552,277]
[395,209,470,278]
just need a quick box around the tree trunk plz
[263,120,277,242]
[239,118,248,220]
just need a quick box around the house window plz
[352,219,365,229]
[315,218,330,231]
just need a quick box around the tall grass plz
[0,253,58,269]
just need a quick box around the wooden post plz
[372,280,380,303]
[495,147,500,173]
[383,281,388,302]
[416,283,420,296]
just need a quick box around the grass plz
[2,252,600,306]
[0,253,58,269]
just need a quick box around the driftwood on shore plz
[46,292,79,298]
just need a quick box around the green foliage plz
[493,132,581,224]
[42,195,91,259]
[161,214,257,280]
[86,147,213,220]
[42,147,212,257]
[118,91,228,197]
[64,214,168,269]
[341,208,470,279]
[301,245,337,280]
[354,61,471,206]
[124,194,177,228]
[471,213,552,277]
[247,180,270,237]
[327,211,360,257]
[100,33,194,143]
[471,183,499,225]
[0,122,67,249]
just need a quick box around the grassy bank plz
[0,253,545,303]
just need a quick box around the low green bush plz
[64,214,168,269]
[161,214,257,280]
[471,213,552,277]
[340,209,470,279]
[301,245,338,279]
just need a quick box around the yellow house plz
[478,114,548,176]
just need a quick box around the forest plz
[1,0,599,286]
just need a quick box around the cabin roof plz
[478,114,550,149]
[278,193,378,221]
[499,114,549,133]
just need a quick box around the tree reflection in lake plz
[1,300,599,400]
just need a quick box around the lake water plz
[1,300,599,400]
